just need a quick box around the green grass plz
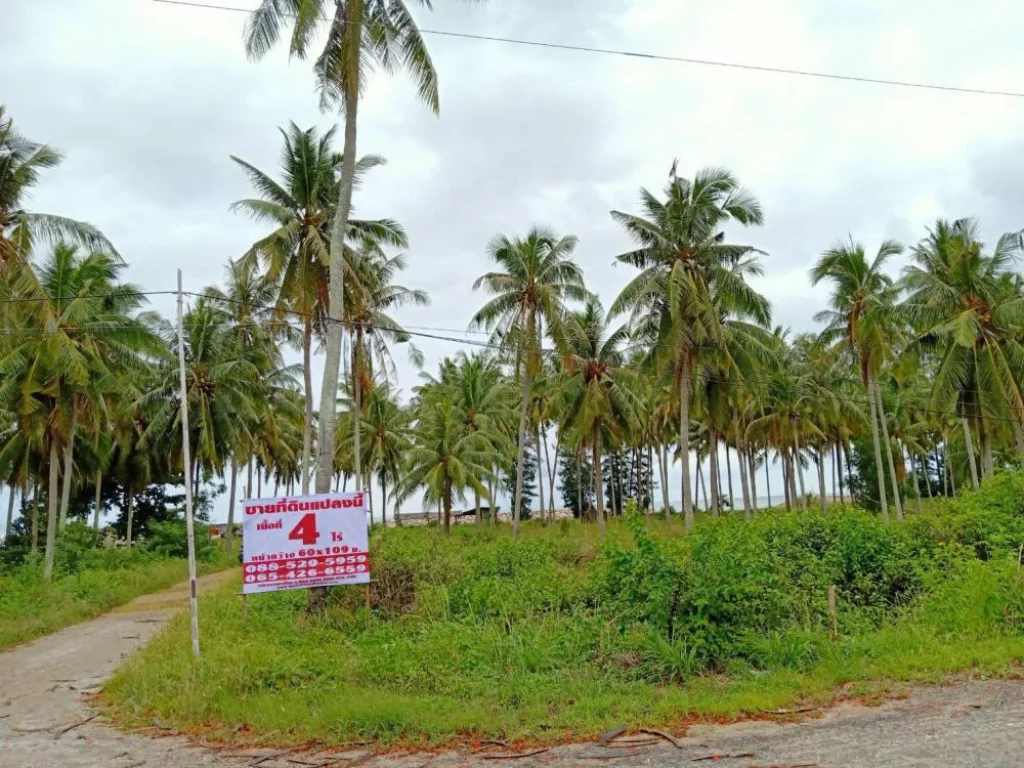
[0,551,237,649]
[104,481,1024,750]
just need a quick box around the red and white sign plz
[241,492,369,595]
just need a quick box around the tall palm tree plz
[0,107,116,272]
[810,238,905,523]
[345,248,428,496]
[433,352,514,524]
[557,297,640,538]
[400,397,493,534]
[139,297,264,491]
[902,219,1024,483]
[231,123,406,493]
[355,383,411,524]
[611,163,768,530]
[243,0,480,500]
[471,227,587,538]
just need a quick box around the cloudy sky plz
[4,0,1024,520]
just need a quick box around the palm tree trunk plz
[92,469,103,530]
[909,450,923,514]
[816,451,827,513]
[835,444,845,504]
[226,461,238,552]
[923,452,934,500]
[548,434,560,518]
[944,440,955,495]
[725,443,734,511]
[698,455,709,511]
[977,412,993,480]
[608,455,617,515]
[593,432,606,538]
[663,444,671,518]
[792,428,808,511]
[301,319,314,495]
[474,487,481,526]
[576,453,583,517]
[738,445,751,521]
[5,484,16,539]
[512,364,532,540]
[43,440,60,581]
[489,476,497,526]
[126,486,135,547]
[831,444,838,502]
[844,440,855,502]
[786,450,794,512]
[352,333,364,493]
[873,380,903,522]
[961,417,980,490]
[58,400,77,527]
[247,457,253,498]
[693,454,701,510]
[866,374,890,524]
[764,453,771,508]
[439,476,450,535]
[748,451,758,512]
[1015,420,1024,456]
[535,424,546,521]
[679,363,694,529]
[30,477,39,554]
[708,430,721,516]
[646,443,654,514]
[315,7,362,509]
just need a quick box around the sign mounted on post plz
[241,492,369,595]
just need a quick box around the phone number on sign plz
[242,555,368,584]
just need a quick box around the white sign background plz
[241,492,370,595]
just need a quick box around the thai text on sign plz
[241,492,369,594]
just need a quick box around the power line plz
[150,0,1024,99]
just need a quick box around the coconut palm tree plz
[400,396,493,535]
[557,297,640,538]
[611,163,768,530]
[344,248,428,497]
[355,383,411,524]
[231,124,406,493]
[471,227,587,538]
[0,244,157,579]
[902,219,1024,483]
[243,0,481,501]
[431,352,514,524]
[810,238,905,523]
[139,297,265,492]
[0,107,116,273]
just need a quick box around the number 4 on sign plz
[288,514,320,545]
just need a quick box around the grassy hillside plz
[105,474,1024,748]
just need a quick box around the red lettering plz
[288,514,320,546]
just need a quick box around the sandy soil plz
[2,573,1022,767]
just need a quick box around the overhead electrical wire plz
[149,0,1024,99]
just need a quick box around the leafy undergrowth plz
[0,522,238,649]
[104,475,1024,750]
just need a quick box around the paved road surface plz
[2,574,1022,767]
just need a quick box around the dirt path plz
[0,570,237,768]
[1,580,1022,767]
